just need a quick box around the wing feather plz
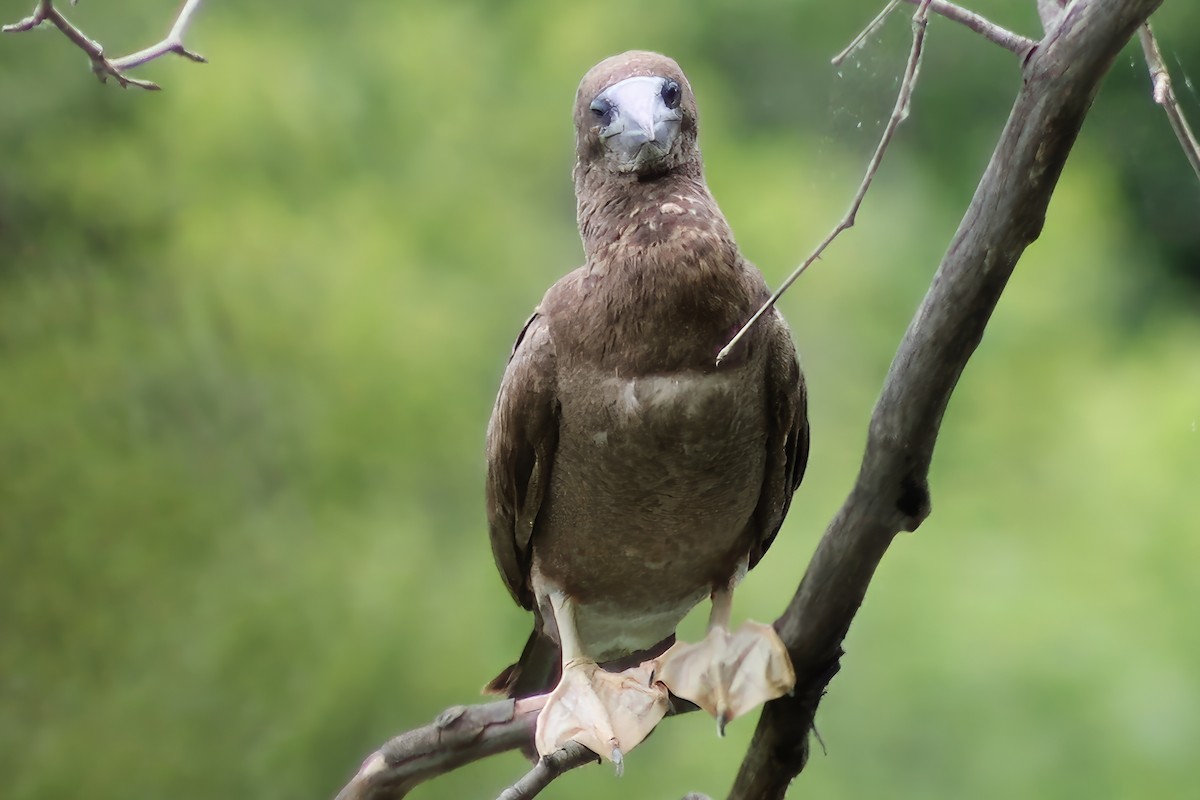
[486,313,559,609]
[748,311,809,568]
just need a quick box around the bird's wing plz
[748,310,810,569]
[486,312,559,610]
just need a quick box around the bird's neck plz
[574,168,737,269]
[564,167,763,374]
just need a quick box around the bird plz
[484,50,808,768]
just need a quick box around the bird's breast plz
[531,363,769,656]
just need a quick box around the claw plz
[611,747,624,777]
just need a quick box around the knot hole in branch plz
[896,473,930,530]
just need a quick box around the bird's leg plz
[654,582,795,735]
[534,590,669,773]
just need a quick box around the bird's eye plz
[590,97,614,126]
[660,79,681,110]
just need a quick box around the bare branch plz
[334,1,1171,797]
[836,0,1035,66]
[905,0,1036,55]
[333,696,544,800]
[334,693,697,799]
[728,0,1164,796]
[1138,23,1200,183]
[717,0,934,365]
[495,742,596,800]
[3,0,206,90]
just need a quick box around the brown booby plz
[485,50,808,767]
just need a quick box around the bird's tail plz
[483,628,562,698]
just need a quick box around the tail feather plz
[483,629,562,698]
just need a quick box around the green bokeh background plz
[2,2,1197,798]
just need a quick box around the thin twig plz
[905,0,1035,55]
[1138,23,1200,183]
[832,0,900,67]
[495,742,596,800]
[717,0,934,365]
[3,0,206,90]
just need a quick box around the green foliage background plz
[1,1,1197,798]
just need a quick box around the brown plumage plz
[484,51,809,735]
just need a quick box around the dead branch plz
[728,0,1165,797]
[836,0,1035,66]
[718,0,934,364]
[1138,23,1200,183]
[904,0,1036,54]
[334,693,698,799]
[332,696,545,800]
[334,1,1170,797]
[3,0,206,90]
[721,0,1046,362]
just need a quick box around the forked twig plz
[3,0,206,90]
[836,1,1035,72]
[904,0,1035,55]
[717,0,934,365]
[1138,23,1200,183]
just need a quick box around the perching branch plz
[3,0,206,90]
[718,0,934,364]
[334,1,1170,797]
[1138,23,1200,183]
[729,0,1164,796]
[334,693,696,800]
[332,696,545,800]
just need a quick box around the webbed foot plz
[535,659,669,773]
[655,621,794,735]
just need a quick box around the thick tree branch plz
[333,696,546,800]
[3,0,205,90]
[1138,23,1200,182]
[728,1,1165,797]
[334,694,697,800]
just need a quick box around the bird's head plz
[574,51,700,180]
